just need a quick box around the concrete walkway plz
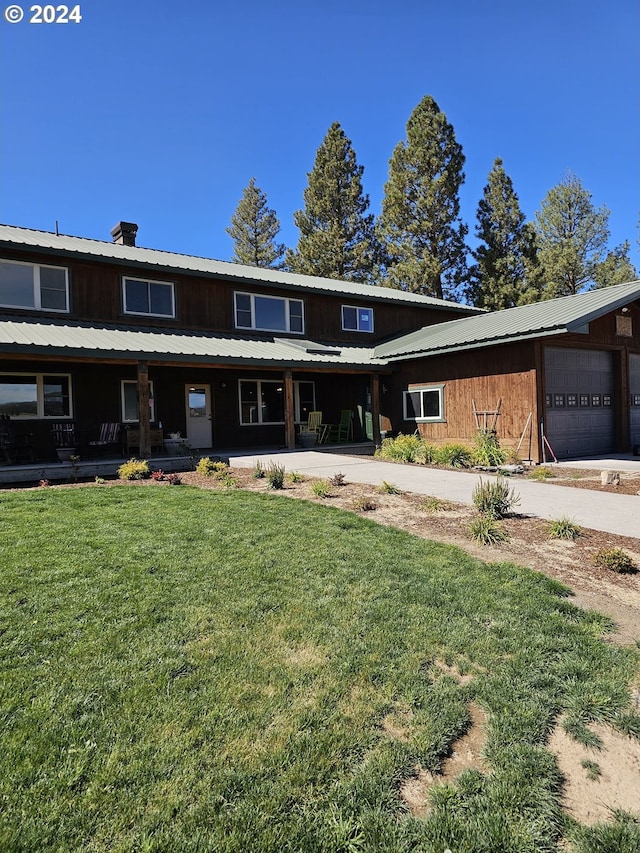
[229,450,640,539]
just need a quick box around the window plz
[123,277,175,317]
[121,380,156,422]
[0,373,71,418]
[403,385,445,422]
[0,259,69,312]
[239,379,315,425]
[234,292,304,334]
[342,305,374,333]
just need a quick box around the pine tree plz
[286,122,378,283]
[226,178,285,268]
[377,95,468,300]
[534,172,636,296]
[466,158,541,309]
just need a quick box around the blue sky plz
[1,0,638,272]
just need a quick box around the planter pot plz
[299,432,318,448]
[56,448,77,462]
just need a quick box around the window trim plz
[0,372,73,419]
[403,384,446,423]
[122,276,176,318]
[341,304,374,333]
[0,258,70,313]
[234,291,305,334]
[121,380,156,423]
[238,379,315,425]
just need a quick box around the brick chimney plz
[110,221,138,247]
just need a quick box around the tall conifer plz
[286,122,378,283]
[377,95,468,300]
[226,178,285,268]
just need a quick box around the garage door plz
[544,347,615,459]
[631,353,640,449]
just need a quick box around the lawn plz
[1,485,639,852]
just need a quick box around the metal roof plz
[374,280,640,360]
[0,224,479,314]
[0,317,386,370]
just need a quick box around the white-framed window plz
[122,277,175,318]
[0,372,72,418]
[0,259,69,312]
[234,292,304,334]
[403,384,445,423]
[342,305,374,333]
[239,379,315,425]
[121,380,156,423]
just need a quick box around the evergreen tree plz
[534,172,636,296]
[466,158,541,309]
[286,122,378,283]
[226,178,285,268]
[377,95,468,300]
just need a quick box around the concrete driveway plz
[228,450,639,539]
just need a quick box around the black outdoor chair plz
[0,415,35,464]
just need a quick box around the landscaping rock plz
[600,470,620,486]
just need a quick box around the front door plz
[185,384,213,449]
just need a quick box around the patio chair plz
[0,415,35,464]
[88,422,121,457]
[327,409,353,443]
[298,411,323,447]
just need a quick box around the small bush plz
[472,476,520,519]
[287,471,305,484]
[375,433,424,463]
[219,473,237,489]
[351,496,377,512]
[311,479,332,498]
[39,479,50,488]
[548,517,581,540]
[117,459,150,481]
[527,466,555,480]
[379,481,401,495]
[166,473,182,485]
[593,548,637,574]
[473,429,506,467]
[253,460,265,479]
[329,472,346,487]
[196,457,228,478]
[151,469,165,481]
[267,462,286,490]
[94,476,105,485]
[468,517,509,545]
[434,443,474,468]
[420,496,455,513]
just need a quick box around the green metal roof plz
[0,317,386,370]
[374,280,640,360]
[0,224,479,314]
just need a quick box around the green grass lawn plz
[1,485,639,853]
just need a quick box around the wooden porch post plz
[284,369,296,450]
[371,373,381,447]
[137,361,151,458]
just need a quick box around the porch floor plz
[0,441,375,485]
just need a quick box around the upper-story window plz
[342,305,374,333]
[123,276,175,318]
[0,259,69,312]
[234,292,304,334]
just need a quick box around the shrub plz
[166,473,182,485]
[151,469,165,481]
[287,471,305,484]
[434,443,474,468]
[472,476,520,519]
[548,517,581,540]
[39,479,50,488]
[311,479,332,498]
[267,462,286,490]
[593,548,637,574]
[196,457,228,478]
[473,429,507,467]
[117,459,150,481]
[94,476,105,485]
[351,496,377,512]
[375,433,424,463]
[379,481,401,495]
[527,466,555,481]
[468,516,509,545]
[253,460,265,479]
[420,496,455,513]
[329,472,346,487]
[219,473,237,489]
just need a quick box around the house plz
[375,282,640,461]
[0,222,476,466]
[1,221,638,474]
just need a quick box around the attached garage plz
[631,353,640,451]
[544,347,615,459]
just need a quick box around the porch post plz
[137,361,151,458]
[284,369,296,450]
[371,373,381,446]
